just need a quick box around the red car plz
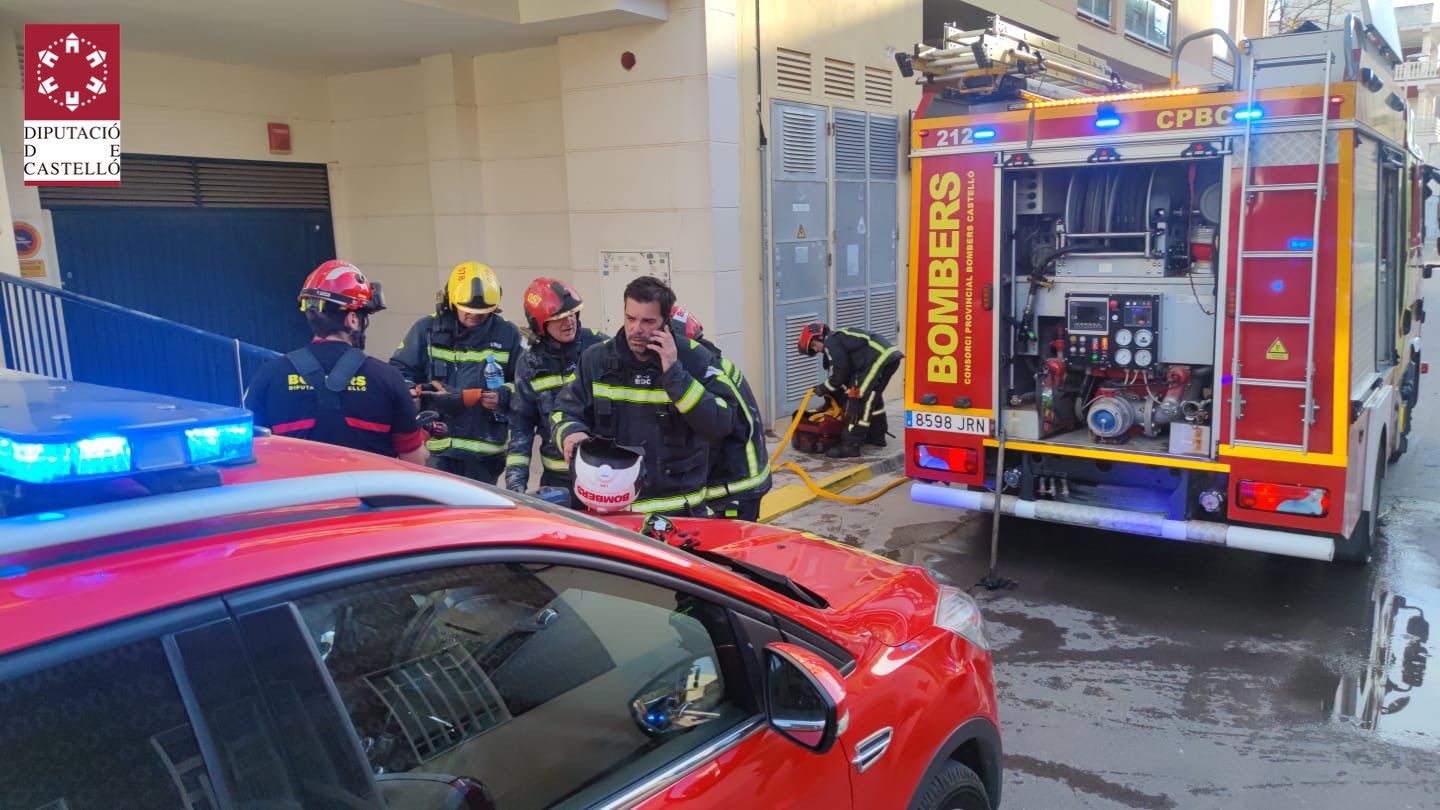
[0,372,1001,810]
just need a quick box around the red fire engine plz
[901,14,1432,562]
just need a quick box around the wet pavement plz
[773,350,1440,807]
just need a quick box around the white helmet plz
[573,438,645,513]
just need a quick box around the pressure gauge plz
[1134,348,1153,367]
[1134,329,1154,348]
[1114,348,1133,366]
[1114,329,1133,347]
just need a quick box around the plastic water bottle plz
[484,357,508,423]
[484,357,504,391]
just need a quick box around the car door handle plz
[851,726,893,773]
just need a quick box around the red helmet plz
[523,277,584,334]
[798,321,829,356]
[299,260,385,313]
[670,305,704,340]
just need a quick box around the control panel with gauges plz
[1064,293,1161,370]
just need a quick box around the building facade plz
[1,0,1243,417]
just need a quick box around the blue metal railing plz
[0,273,279,406]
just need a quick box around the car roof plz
[0,436,798,656]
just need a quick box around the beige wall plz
[326,62,437,354]
[475,45,571,312]
[557,0,741,356]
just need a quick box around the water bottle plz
[484,356,508,423]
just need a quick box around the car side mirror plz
[1425,263,1438,280]
[764,642,847,753]
[630,655,723,736]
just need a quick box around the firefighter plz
[390,261,521,484]
[670,306,772,521]
[504,277,608,495]
[799,322,902,458]
[246,261,428,463]
[552,276,741,517]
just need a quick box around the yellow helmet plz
[446,261,502,315]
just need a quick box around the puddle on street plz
[1324,511,1440,752]
[1327,581,1440,752]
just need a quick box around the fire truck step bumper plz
[911,483,1334,561]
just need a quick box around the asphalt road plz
[775,344,1440,808]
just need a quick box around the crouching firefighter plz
[798,322,902,458]
[391,261,521,484]
[671,306,772,521]
[552,276,742,517]
[504,277,607,496]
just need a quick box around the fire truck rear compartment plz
[1001,158,1224,460]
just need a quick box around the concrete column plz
[558,0,744,353]
[1,23,35,279]
[422,52,485,288]
[327,63,438,353]
[473,45,571,304]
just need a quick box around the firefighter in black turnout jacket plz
[391,261,521,484]
[670,306,771,520]
[552,276,742,516]
[504,277,607,494]
[799,322,902,458]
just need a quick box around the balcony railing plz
[1396,59,1440,82]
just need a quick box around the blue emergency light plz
[1234,106,1264,122]
[973,127,997,141]
[1094,103,1121,130]
[0,371,254,485]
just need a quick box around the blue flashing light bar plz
[0,437,73,484]
[1288,237,1314,251]
[0,371,256,485]
[1094,115,1121,130]
[185,421,255,465]
[973,127,997,141]
[1234,106,1264,122]
[74,435,132,477]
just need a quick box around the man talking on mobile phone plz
[552,276,741,517]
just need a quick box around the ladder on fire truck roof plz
[1228,50,1335,454]
[912,17,1140,100]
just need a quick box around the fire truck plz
[900,14,1433,562]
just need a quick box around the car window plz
[0,637,219,810]
[293,562,755,810]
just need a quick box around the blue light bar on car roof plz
[0,371,254,485]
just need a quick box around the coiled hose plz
[769,390,908,505]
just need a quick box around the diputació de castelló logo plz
[23,24,122,187]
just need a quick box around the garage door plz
[40,155,336,354]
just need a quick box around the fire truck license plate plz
[906,410,992,436]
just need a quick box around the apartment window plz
[1126,0,1172,49]
[1078,0,1113,26]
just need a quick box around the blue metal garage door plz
[41,155,335,355]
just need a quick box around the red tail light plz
[1236,480,1329,516]
[916,444,979,474]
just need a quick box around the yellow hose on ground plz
[769,390,907,505]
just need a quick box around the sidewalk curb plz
[759,451,906,523]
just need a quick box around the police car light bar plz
[0,371,255,485]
